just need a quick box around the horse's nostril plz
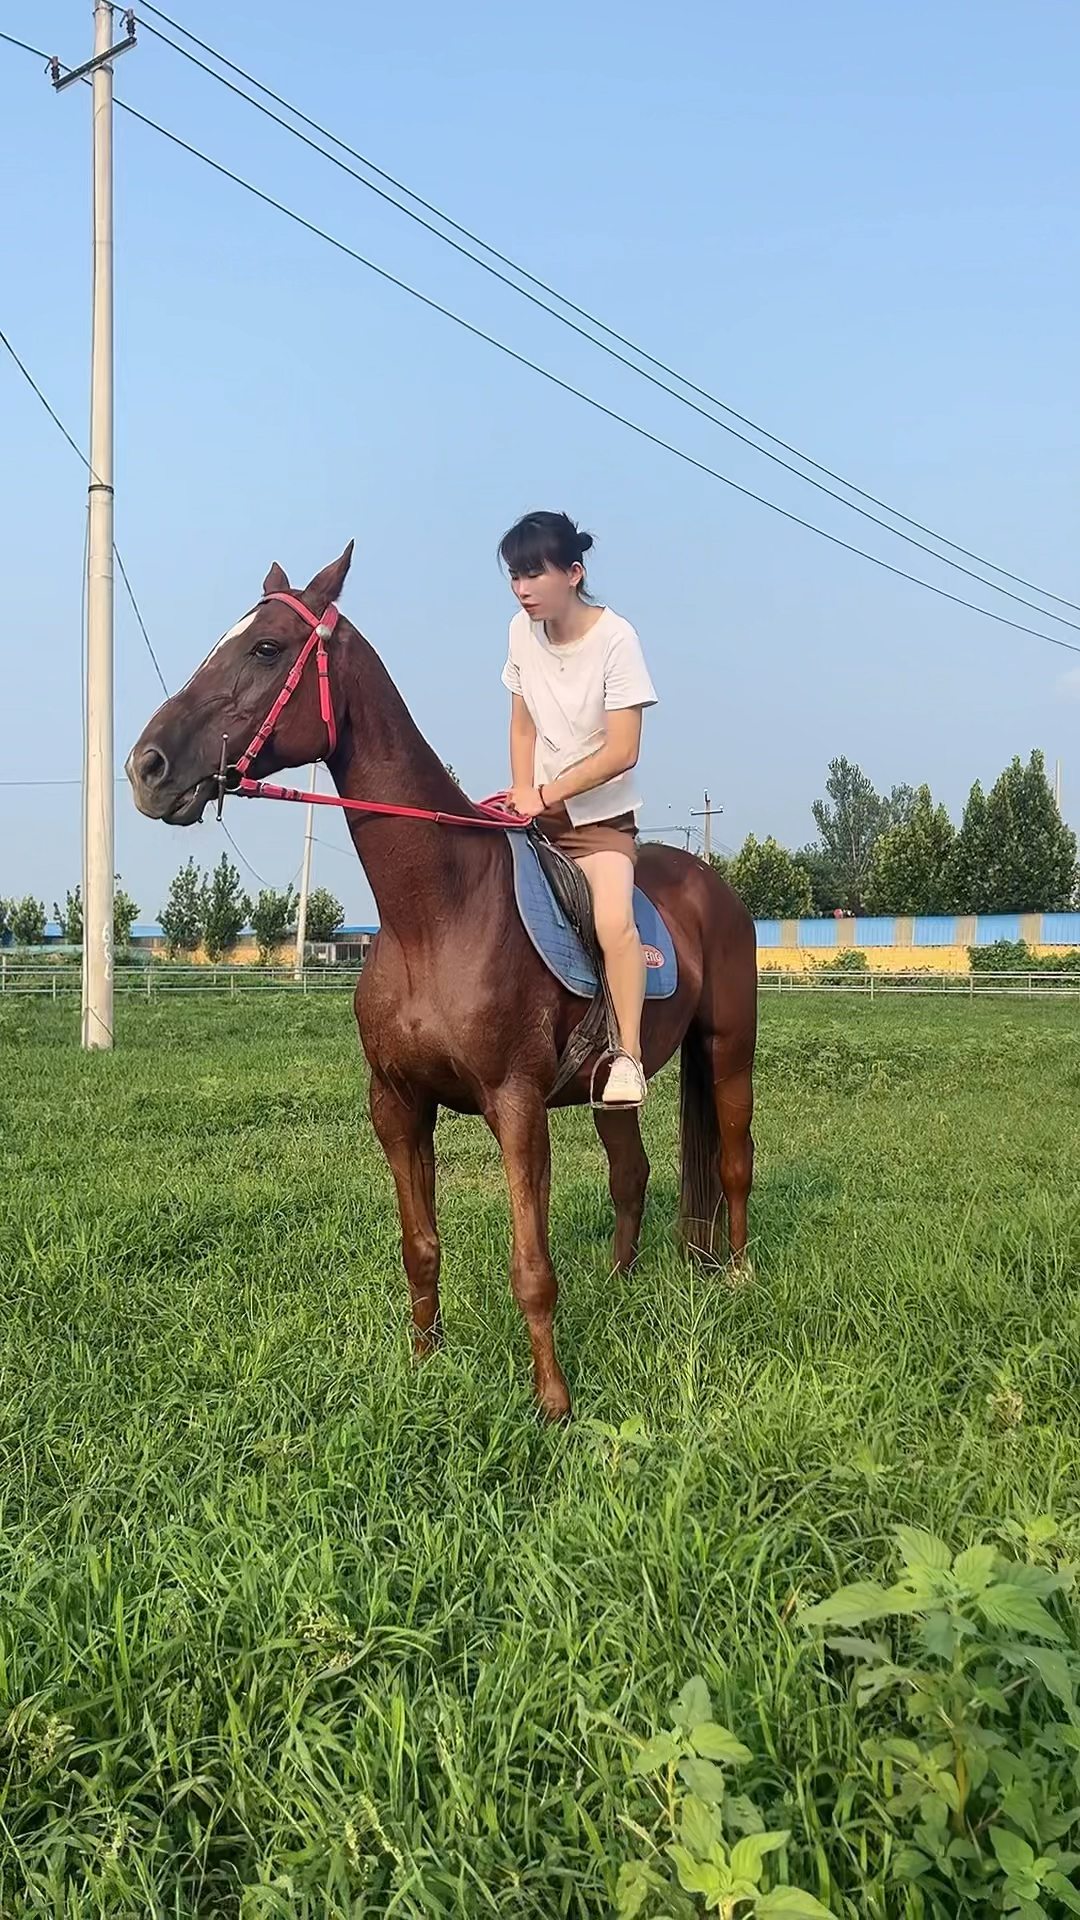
[136,744,169,786]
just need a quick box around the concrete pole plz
[294,765,317,978]
[82,0,116,1049]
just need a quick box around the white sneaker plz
[602,1053,647,1106]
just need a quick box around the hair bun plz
[577,529,594,557]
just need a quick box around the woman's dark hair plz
[499,511,594,586]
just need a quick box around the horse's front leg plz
[369,1072,441,1355]
[485,1082,571,1421]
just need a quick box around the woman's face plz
[508,560,583,624]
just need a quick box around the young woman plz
[500,510,657,1106]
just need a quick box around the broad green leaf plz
[991,1828,1036,1876]
[1002,1788,1040,1848]
[681,1793,724,1858]
[632,1731,680,1775]
[1014,1646,1077,1710]
[799,1582,894,1629]
[725,1793,766,1837]
[978,1586,1065,1641]
[668,1843,724,1897]
[891,1847,933,1880]
[880,1582,936,1614]
[615,1861,659,1919]
[930,1770,962,1815]
[690,1722,753,1765]
[729,1831,789,1883]
[673,1677,712,1730]
[1045,1872,1080,1915]
[756,1889,835,1917]
[678,1757,729,1805]
[1006,1564,1063,1596]
[954,1544,998,1591]
[896,1527,952,1573]
[824,1634,891,1663]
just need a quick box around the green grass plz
[1,992,1079,1917]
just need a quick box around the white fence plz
[3,962,1080,1000]
[0,962,359,998]
[759,969,1080,997]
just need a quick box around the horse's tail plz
[679,1024,722,1259]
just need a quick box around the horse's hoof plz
[412,1323,443,1360]
[537,1377,572,1423]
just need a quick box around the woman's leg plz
[576,850,646,1062]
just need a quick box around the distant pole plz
[690,790,722,860]
[83,0,117,1048]
[294,764,317,977]
[53,5,138,1047]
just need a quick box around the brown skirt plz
[535,805,639,865]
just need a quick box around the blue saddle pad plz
[508,831,678,1000]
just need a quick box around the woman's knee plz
[593,901,638,952]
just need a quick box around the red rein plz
[227,592,527,833]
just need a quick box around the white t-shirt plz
[502,607,658,826]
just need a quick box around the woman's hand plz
[508,783,545,818]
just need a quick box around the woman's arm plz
[508,695,541,814]
[538,708,642,809]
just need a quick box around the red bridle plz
[218,591,526,832]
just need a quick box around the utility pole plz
[294,765,318,978]
[53,6,137,1050]
[690,790,723,861]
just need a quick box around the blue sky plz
[3,0,1079,923]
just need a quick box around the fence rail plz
[760,969,1080,997]
[0,962,359,998]
[3,962,1080,1000]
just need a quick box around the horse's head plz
[127,543,354,824]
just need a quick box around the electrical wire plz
[0,325,277,882]
[7,21,1079,650]
[1,328,169,693]
[108,92,1080,656]
[137,4,1080,621]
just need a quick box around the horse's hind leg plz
[713,1056,754,1265]
[369,1073,441,1354]
[485,1081,571,1421]
[593,1107,649,1273]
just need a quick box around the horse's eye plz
[252,641,281,661]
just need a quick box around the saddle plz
[506,830,678,1102]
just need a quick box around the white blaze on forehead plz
[178,607,260,693]
[213,608,258,651]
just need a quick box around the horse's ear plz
[305,540,354,608]
[263,561,290,594]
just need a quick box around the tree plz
[0,898,10,943]
[114,877,140,950]
[948,752,1077,912]
[792,844,842,914]
[865,785,956,914]
[729,835,813,918]
[54,885,83,945]
[304,887,345,943]
[159,857,207,958]
[809,757,892,912]
[10,896,47,947]
[203,854,251,961]
[250,885,297,961]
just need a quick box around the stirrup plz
[590,1051,647,1110]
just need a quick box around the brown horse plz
[127,545,756,1418]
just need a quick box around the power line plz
[137,3,1080,623]
[107,91,1080,657]
[0,28,52,61]
[1,327,169,694]
[7,22,1079,653]
[0,318,282,879]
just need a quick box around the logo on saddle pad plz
[642,944,665,969]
